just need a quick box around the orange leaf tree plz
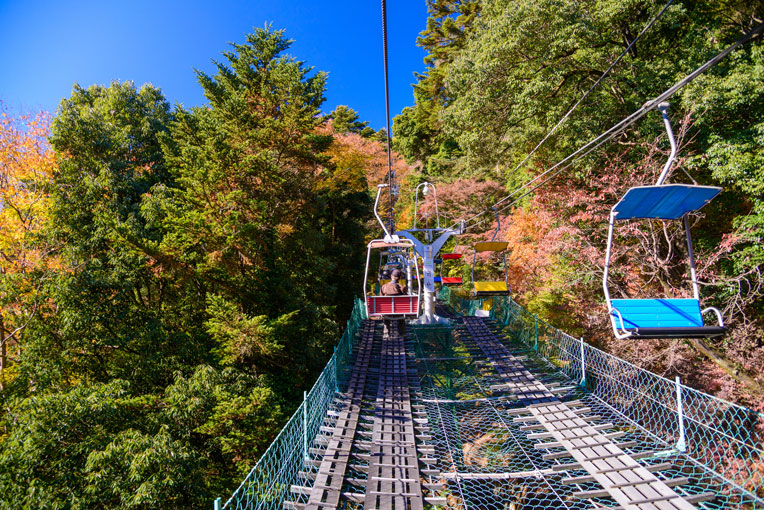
[0,106,57,387]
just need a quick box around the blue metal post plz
[675,376,687,452]
[302,390,308,460]
[214,497,221,510]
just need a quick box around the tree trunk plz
[688,337,764,397]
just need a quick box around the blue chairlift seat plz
[604,107,726,340]
[613,185,721,220]
[609,298,725,339]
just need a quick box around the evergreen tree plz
[330,105,370,135]
[0,27,372,508]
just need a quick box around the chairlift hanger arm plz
[373,184,391,239]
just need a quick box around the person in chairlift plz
[381,268,407,295]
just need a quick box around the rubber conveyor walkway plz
[287,314,716,510]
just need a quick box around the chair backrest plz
[613,185,722,220]
[610,298,703,329]
[474,241,509,252]
[441,276,463,285]
[366,295,419,316]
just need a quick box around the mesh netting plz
[218,290,764,509]
[218,299,367,510]
[439,286,764,509]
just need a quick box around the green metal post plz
[302,390,308,460]
[334,346,339,392]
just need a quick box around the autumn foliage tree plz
[0,28,373,509]
[0,106,56,389]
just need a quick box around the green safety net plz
[217,289,764,509]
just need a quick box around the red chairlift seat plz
[364,238,421,319]
[440,253,464,285]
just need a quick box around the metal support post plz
[534,314,539,351]
[347,321,352,355]
[684,215,701,300]
[302,390,308,460]
[579,337,586,388]
[334,346,339,393]
[675,376,687,452]
[214,497,221,510]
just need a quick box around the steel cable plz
[457,20,764,233]
[381,0,395,233]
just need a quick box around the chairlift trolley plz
[440,253,463,285]
[603,103,725,339]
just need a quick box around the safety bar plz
[374,184,391,239]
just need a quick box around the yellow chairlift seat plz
[474,281,509,294]
[471,208,511,297]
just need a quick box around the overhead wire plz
[381,0,395,233]
[496,0,675,196]
[458,20,764,232]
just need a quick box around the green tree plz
[0,27,372,508]
[329,105,370,135]
[393,0,479,175]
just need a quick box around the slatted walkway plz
[303,321,376,510]
[462,316,712,510]
[285,313,720,510]
[364,325,424,509]
[290,321,444,510]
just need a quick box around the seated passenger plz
[381,269,407,296]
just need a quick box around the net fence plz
[217,289,764,509]
[218,298,367,510]
[439,286,764,508]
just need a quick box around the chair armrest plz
[701,306,724,327]
[608,306,632,339]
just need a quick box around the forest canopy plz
[394,0,764,404]
[1,1,764,507]
[0,28,377,508]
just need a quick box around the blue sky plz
[0,0,428,129]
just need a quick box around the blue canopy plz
[613,185,721,220]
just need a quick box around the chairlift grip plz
[656,102,677,185]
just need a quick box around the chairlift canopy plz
[613,185,721,220]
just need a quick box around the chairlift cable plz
[494,0,675,206]
[381,0,395,233]
[457,20,764,233]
